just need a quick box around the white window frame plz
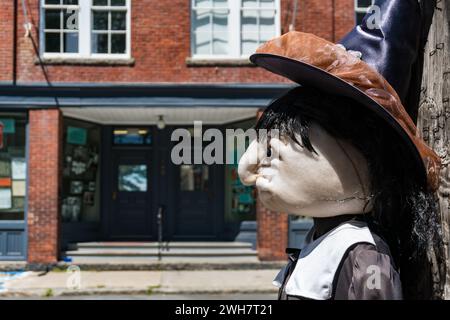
[190,0,281,60]
[40,0,131,60]
[354,0,375,22]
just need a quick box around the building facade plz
[0,0,363,264]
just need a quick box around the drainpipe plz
[289,0,299,31]
[13,0,18,86]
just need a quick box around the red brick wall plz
[0,0,355,84]
[334,0,357,41]
[0,0,14,82]
[257,201,289,261]
[27,109,62,264]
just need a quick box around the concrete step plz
[65,255,262,265]
[64,248,257,257]
[63,242,259,268]
[68,242,253,250]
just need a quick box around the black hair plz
[256,86,446,300]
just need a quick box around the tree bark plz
[418,0,450,299]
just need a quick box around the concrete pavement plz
[0,269,280,298]
[4,293,279,300]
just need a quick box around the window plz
[62,118,101,223]
[180,165,209,192]
[113,128,152,145]
[191,0,280,59]
[0,115,27,221]
[41,0,130,58]
[92,0,128,54]
[42,0,79,54]
[118,165,147,192]
[355,0,375,25]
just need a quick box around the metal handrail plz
[157,205,164,261]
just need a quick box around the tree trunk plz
[418,0,450,299]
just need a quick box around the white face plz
[238,122,372,217]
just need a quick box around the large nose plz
[238,139,265,186]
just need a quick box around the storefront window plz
[0,115,27,221]
[62,119,100,223]
[224,120,256,222]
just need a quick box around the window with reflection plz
[191,0,280,58]
[118,165,148,192]
[42,0,80,54]
[92,0,128,54]
[41,0,130,57]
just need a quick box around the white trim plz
[40,0,131,59]
[191,0,281,59]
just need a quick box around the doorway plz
[109,149,155,239]
[102,126,223,241]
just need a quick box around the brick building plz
[0,0,364,264]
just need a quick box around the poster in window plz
[0,119,15,134]
[0,178,11,187]
[13,197,25,210]
[67,126,87,145]
[0,188,12,209]
[0,159,11,177]
[12,158,26,180]
[12,180,26,197]
[71,161,87,175]
[62,197,81,222]
[70,181,84,194]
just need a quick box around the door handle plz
[112,191,117,201]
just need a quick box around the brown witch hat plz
[250,0,440,191]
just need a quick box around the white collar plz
[273,220,375,300]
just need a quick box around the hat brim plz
[250,53,427,186]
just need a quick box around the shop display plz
[62,122,100,223]
[62,197,82,222]
[12,180,26,197]
[11,158,26,180]
[0,115,27,221]
[70,181,84,195]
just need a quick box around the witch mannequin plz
[238,0,446,300]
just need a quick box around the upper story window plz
[41,0,130,59]
[191,0,280,59]
[354,0,375,25]
[42,0,80,54]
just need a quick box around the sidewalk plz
[0,269,280,298]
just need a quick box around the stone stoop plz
[56,242,284,271]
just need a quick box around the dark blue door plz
[109,150,155,239]
[172,164,216,239]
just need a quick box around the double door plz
[104,127,222,240]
